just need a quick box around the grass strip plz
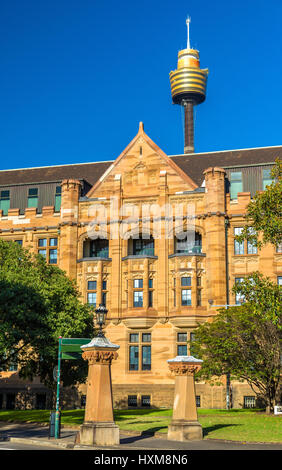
[0,408,281,443]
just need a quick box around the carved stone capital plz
[167,355,203,376]
[82,349,119,365]
[168,362,202,376]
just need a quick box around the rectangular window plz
[90,239,109,258]
[230,171,243,200]
[87,292,97,306]
[235,277,245,305]
[132,237,154,256]
[148,278,153,308]
[247,228,257,254]
[54,186,62,212]
[247,240,258,254]
[128,395,137,407]
[129,332,152,372]
[88,281,97,290]
[49,249,57,264]
[181,289,191,306]
[142,333,151,343]
[148,290,153,307]
[133,291,143,307]
[38,238,58,264]
[142,345,151,370]
[262,169,272,190]
[102,280,107,307]
[197,289,202,306]
[133,279,143,308]
[177,344,187,355]
[129,346,139,371]
[134,279,143,289]
[181,277,191,287]
[196,396,201,408]
[234,227,244,255]
[87,278,97,307]
[177,332,187,356]
[38,249,47,258]
[0,190,10,216]
[38,238,47,247]
[28,188,38,208]
[277,276,282,286]
[276,243,282,253]
[130,333,139,343]
[177,332,187,343]
[244,396,256,409]
[14,240,23,246]
[141,395,151,407]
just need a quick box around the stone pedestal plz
[167,355,203,441]
[79,336,120,446]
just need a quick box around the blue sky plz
[0,0,281,170]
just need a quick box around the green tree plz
[0,239,95,390]
[235,158,282,248]
[191,302,281,413]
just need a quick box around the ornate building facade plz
[0,123,281,409]
[0,20,281,410]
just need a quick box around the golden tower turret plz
[169,17,208,153]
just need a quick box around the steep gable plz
[87,123,197,198]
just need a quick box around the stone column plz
[79,337,120,446]
[167,355,203,441]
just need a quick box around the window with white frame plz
[234,227,244,255]
[235,277,245,305]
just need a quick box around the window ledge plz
[169,252,206,258]
[122,255,158,260]
[77,257,112,263]
[233,254,259,257]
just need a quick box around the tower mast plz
[169,18,208,153]
[186,16,191,50]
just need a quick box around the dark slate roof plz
[170,146,282,187]
[0,161,113,187]
[0,145,281,190]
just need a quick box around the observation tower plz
[169,18,208,153]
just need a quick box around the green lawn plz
[0,408,281,443]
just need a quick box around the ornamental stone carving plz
[82,349,119,365]
[168,362,202,376]
[167,356,203,376]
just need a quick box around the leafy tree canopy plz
[191,301,281,412]
[0,239,95,389]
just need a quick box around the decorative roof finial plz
[186,16,191,50]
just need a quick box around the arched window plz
[83,238,109,258]
[128,235,154,257]
[174,231,202,254]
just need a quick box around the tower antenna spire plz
[186,16,191,49]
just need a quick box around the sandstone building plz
[0,20,281,411]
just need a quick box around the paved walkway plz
[0,422,281,451]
